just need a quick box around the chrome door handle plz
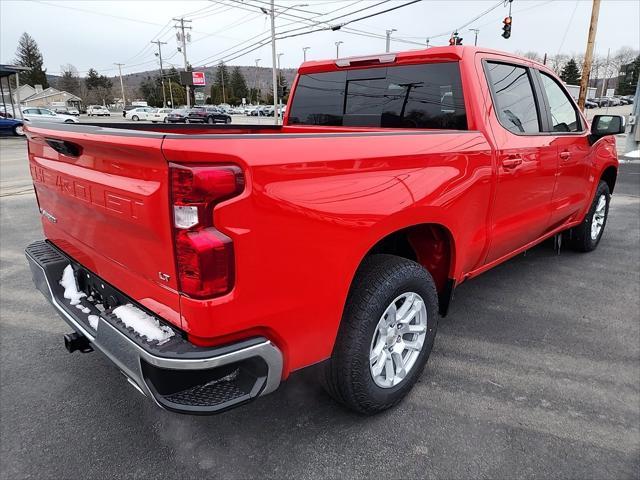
[559,151,571,161]
[502,156,522,169]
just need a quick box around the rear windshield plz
[288,62,467,130]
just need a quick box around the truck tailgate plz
[26,125,182,328]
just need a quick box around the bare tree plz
[549,54,569,75]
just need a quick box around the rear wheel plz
[321,254,438,414]
[207,116,215,124]
[566,180,610,252]
[225,117,232,124]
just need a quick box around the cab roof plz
[297,46,549,75]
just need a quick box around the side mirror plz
[589,114,625,144]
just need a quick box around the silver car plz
[22,107,80,124]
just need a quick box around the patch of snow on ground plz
[82,307,90,314]
[625,149,640,159]
[112,304,174,344]
[88,315,99,330]
[59,265,86,305]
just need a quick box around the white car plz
[148,108,173,123]
[87,105,110,116]
[124,107,153,121]
[21,107,80,124]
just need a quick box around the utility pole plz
[151,41,167,107]
[335,41,343,58]
[173,17,192,108]
[578,0,601,110]
[469,28,480,46]
[168,77,174,107]
[303,46,310,62]
[221,64,226,104]
[268,0,279,125]
[601,47,611,98]
[277,53,284,119]
[254,58,261,105]
[385,29,396,53]
[114,63,126,108]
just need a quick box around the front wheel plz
[225,117,232,124]
[566,180,610,252]
[207,117,215,124]
[321,254,438,414]
[131,115,139,121]
[13,125,25,136]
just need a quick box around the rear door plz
[535,70,592,228]
[27,124,182,327]
[481,59,558,263]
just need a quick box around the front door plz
[535,71,593,228]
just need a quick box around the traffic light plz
[502,16,512,39]
[449,31,463,46]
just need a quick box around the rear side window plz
[539,72,582,132]
[485,62,540,134]
[288,62,467,130]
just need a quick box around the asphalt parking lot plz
[0,134,638,479]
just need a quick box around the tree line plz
[517,47,640,95]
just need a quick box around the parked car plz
[619,95,634,105]
[593,97,621,107]
[87,105,111,116]
[148,108,173,123]
[585,99,598,109]
[122,105,136,118]
[249,106,268,116]
[187,106,232,124]
[67,107,80,116]
[166,108,190,123]
[124,107,153,121]
[0,116,24,136]
[24,46,623,416]
[21,107,79,124]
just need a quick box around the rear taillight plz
[170,163,244,298]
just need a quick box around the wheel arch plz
[600,165,617,194]
[358,223,457,316]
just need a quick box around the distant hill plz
[116,65,297,95]
[48,64,297,102]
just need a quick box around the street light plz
[303,46,310,62]
[335,41,344,58]
[385,29,397,53]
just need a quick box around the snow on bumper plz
[25,240,283,415]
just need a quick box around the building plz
[19,85,82,109]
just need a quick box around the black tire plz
[321,254,439,414]
[13,124,25,136]
[225,117,232,124]
[64,119,74,123]
[207,116,215,124]
[131,115,139,121]
[566,180,611,252]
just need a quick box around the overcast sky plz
[1,0,638,77]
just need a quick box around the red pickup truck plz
[25,46,624,415]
